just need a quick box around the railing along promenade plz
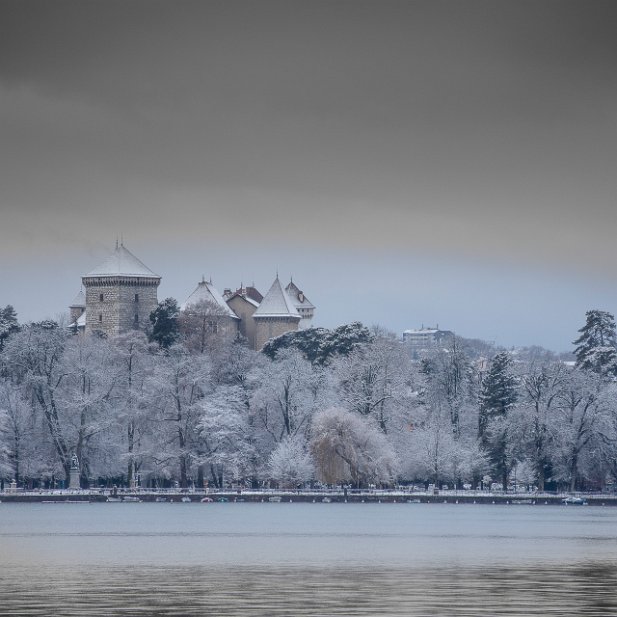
[1,486,617,505]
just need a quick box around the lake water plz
[1,502,616,615]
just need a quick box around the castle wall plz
[69,306,84,324]
[227,296,258,349]
[253,317,300,351]
[83,277,159,337]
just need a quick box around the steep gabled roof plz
[84,244,160,279]
[253,277,301,319]
[182,279,239,319]
[285,280,315,311]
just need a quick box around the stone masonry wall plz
[253,317,300,351]
[84,277,159,337]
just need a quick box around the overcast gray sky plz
[1,0,616,351]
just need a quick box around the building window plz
[134,314,139,324]
[207,321,219,334]
[99,293,104,302]
[99,314,102,323]
[134,294,139,302]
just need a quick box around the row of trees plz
[1,304,617,493]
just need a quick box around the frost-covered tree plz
[147,345,210,487]
[406,412,486,487]
[180,299,235,355]
[2,323,74,482]
[268,434,314,487]
[59,335,118,486]
[519,362,567,490]
[251,349,319,444]
[0,305,19,352]
[552,369,610,491]
[573,310,617,376]
[109,332,154,486]
[149,297,180,350]
[197,385,254,487]
[420,336,477,439]
[478,352,519,489]
[310,407,398,487]
[0,379,37,483]
[334,330,416,434]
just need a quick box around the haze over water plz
[1,502,617,615]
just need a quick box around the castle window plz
[99,313,102,323]
[99,293,104,302]
[134,294,139,302]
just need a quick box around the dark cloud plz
[1,0,616,347]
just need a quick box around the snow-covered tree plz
[552,369,611,491]
[519,362,567,490]
[2,323,74,482]
[420,336,478,439]
[478,351,519,489]
[573,310,617,376]
[180,298,235,355]
[109,332,154,486]
[334,330,417,434]
[310,407,398,487]
[0,305,19,352]
[59,335,118,486]
[197,385,254,487]
[147,345,210,487]
[251,348,319,444]
[268,433,314,487]
[0,379,37,482]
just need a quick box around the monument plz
[69,454,80,489]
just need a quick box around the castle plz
[69,243,315,350]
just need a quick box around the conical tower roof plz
[84,244,160,279]
[181,279,239,319]
[69,290,86,308]
[253,276,301,319]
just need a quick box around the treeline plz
[1,303,617,493]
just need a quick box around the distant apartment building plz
[403,326,453,359]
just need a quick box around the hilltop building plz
[403,326,453,359]
[70,244,315,350]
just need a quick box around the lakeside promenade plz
[2,487,616,506]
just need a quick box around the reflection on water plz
[1,503,617,615]
[2,563,617,616]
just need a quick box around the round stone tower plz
[82,243,161,337]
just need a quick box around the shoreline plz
[1,489,615,506]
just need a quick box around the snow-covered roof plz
[84,244,160,279]
[285,280,315,310]
[68,311,86,330]
[69,290,86,308]
[182,279,239,319]
[253,277,301,319]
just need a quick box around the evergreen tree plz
[0,305,19,351]
[262,327,329,363]
[573,310,617,376]
[478,351,518,489]
[149,298,180,349]
[262,322,372,365]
